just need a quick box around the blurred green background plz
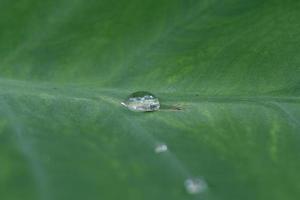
[0,0,300,199]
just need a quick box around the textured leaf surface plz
[0,0,300,200]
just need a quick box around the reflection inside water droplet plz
[184,178,207,194]
[121,91,160,112]
[155,143,168,153]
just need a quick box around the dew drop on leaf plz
[121,91,160,112]
[154,143,168,153]
[184,178,207,194]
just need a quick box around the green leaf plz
[0,0,300,200]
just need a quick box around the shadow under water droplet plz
[160,104,183,111]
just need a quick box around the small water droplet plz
[155,143,168,153]
[184,178,207,194]
[121,91,160,112]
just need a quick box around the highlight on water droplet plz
[154,143,168,154]
[184,177,207,194]
[121,91,160,112]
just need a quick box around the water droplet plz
[155,143,168,153]
[121,91,160,112]
[184,178,207,194]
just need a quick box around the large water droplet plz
[154,143,168,154]
[184,178,207,194]
[121,91,160,112]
